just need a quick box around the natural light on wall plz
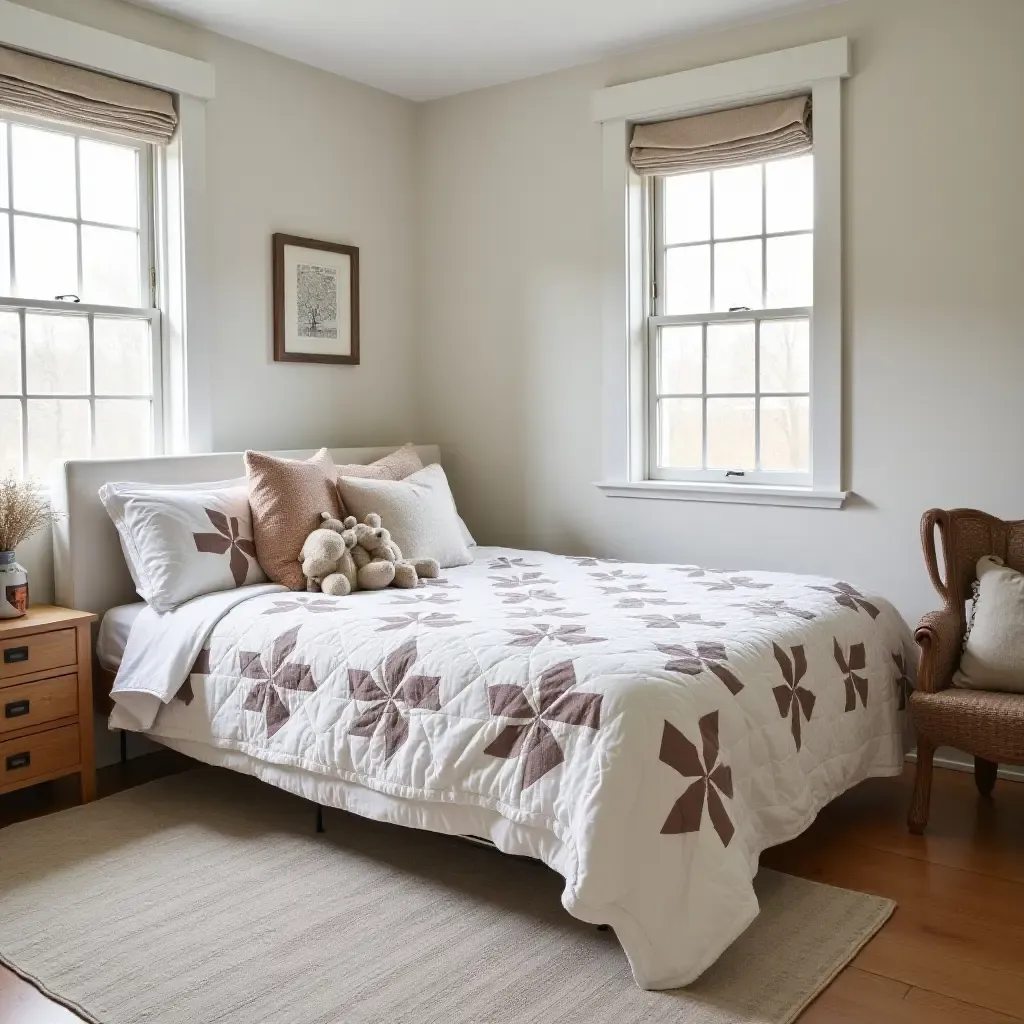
[651,153,813,482]
[0,117,160,478]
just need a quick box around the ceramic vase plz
[0,550,28,618]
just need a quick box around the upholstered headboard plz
[50,445,441,618]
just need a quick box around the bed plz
[52,447,912,991]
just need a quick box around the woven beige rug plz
[0,769,892,1024]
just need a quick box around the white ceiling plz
[125,0,839,102]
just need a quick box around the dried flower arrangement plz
[0,473,53,553]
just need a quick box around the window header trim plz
[0,0,215,100]
[592,37,848,124]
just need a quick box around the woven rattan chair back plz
[921,508,1024,632]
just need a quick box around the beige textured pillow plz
[954,555,1024,693]
[333,444,477,548]
[335,442,423,483]
[245,448,339,591]
[337,463,473,569]
[334,443,424,517]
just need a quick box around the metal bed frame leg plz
[315,805,324,834]
[120,730,127,764]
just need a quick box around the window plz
[649,154,813,485]
[593,39,847,507]
[0,116,161,478]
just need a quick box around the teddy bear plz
[351,513,440,590]
[299,513,359,596]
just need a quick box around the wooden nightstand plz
[0,606,97,803]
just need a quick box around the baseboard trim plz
[905,748,1024,782]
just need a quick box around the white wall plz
[12,0,419,602]
[416,0,1024,629]
[11,0,1024,640]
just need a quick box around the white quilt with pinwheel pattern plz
[110,547,911,990]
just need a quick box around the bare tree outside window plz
[296,264,339,339]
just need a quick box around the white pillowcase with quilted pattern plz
[99,478,266,612]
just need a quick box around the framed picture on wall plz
[273,233,360,364]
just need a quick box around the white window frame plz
[1,115,165,471]
[0,0,216,457]
[592,39,850,509]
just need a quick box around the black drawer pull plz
[3,646,29,665]
[5,751,30,771]
[4,699,29,718]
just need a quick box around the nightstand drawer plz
[0,628,77,681]
[0,673,79,736]
[0,724,80,789]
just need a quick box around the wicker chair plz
[908,508,1024,833]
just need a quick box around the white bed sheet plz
[96,602,147,672]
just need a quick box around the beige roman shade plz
[630,95,811,176]
[0,46,177,145]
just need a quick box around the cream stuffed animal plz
[351,513,440,590]
[299,513,358,596]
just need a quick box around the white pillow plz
[336,463,473,569]
[99,477,267,612]
[954,555,1024,693]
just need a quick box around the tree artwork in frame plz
[273,233,360,364]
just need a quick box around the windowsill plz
[596,480,847,509]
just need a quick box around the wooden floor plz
[1,756,1022,1023]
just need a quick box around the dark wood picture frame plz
[273,232,360,365]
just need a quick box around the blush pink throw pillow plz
[245,447,339,591]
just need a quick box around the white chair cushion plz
[954,555,1024,693]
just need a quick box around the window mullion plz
[7,123,16,296]
[18,306,27,476]
[663,228,807,253]
[0,209,143,232]
[150,311,164,455]
[139,145,153,309]
[0,120,7,211]
[74,137,83,299]
[648,319,659,477]
[708,172,716,313]
[754,319,761,472]
[701,322,708,471]
[651,306,811,327]
[760,163,767,308]
[652,176,663,316]
[756,165,765,472]
[0,297,158,317]
[87,311,96,457]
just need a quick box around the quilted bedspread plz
[111,547,911,989]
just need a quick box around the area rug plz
[0,769,892,1024]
